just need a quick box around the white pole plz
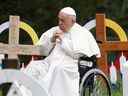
[122,61,128,96]
[110,61,117,85]
[119,52,126,74]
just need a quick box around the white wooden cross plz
[0,16,43,68]
[0,16,43,59]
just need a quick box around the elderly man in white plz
[8,7,100,96]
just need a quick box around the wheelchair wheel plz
[80,69,111,96]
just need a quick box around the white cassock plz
[8,23,100,96]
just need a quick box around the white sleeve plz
[85,29,101,58]
[61,38,84,59]
[61,38,73,56]
[35,27,57,56]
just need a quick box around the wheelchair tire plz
[79,68,111,96]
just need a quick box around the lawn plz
[110,72,123,96]
[111,81,122,96]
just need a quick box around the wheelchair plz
[78,55,111,96]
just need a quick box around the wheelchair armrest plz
[79,55,97,62]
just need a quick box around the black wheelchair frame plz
[78,55,111,96]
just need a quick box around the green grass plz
[0,91,2,96]
[111,83,122,96]
[111,72,123,96]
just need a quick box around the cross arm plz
[0,43,43,56]
[100,41,128,51]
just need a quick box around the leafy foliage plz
[0,0,95,37]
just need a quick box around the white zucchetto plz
[60,7,76,16]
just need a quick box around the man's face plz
[58,12,74,32]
